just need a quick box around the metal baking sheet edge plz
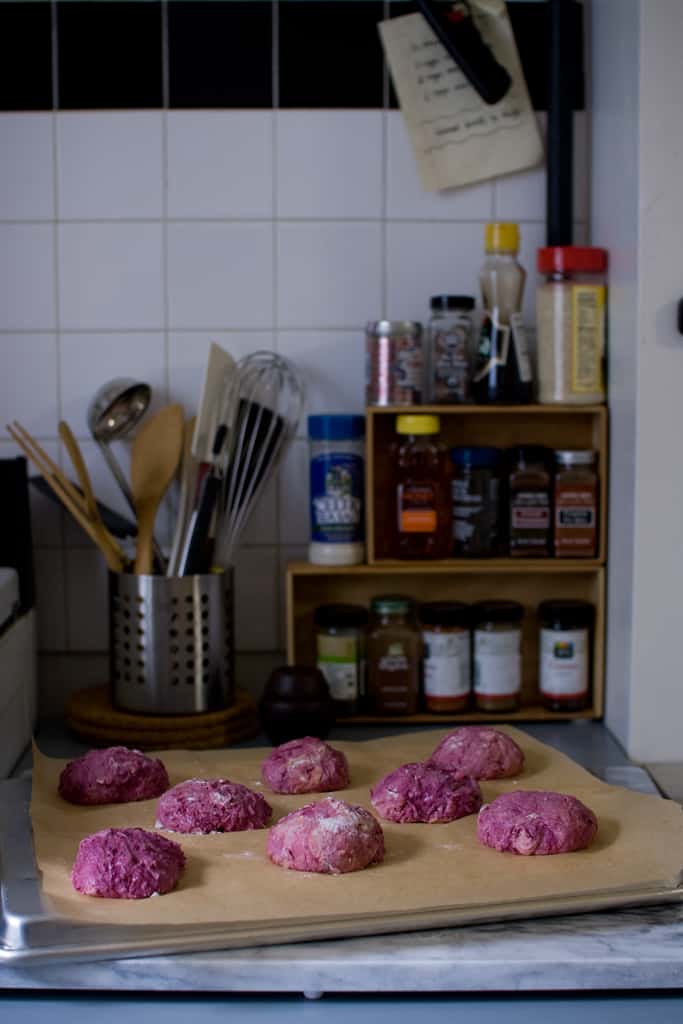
[3,776,683,966]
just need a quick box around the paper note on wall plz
[378,0,544,192]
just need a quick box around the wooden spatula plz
[131,404,184,574]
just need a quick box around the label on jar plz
[452,477,499,545]
[510,312,533,383]
[540,628,589,698]
[572,285,606,394]
[423,630,470,697]
[310,452,364,545]
[317,634,359,702]
[555,484,597,555]
[511,493,551,531]
[473,630,521,697]
[399,484,437,533]
[473,313,510,382]
[431,314,471,402]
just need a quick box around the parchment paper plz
[30,728,683,932]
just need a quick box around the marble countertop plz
[4,720,683,996]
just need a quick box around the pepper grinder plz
[258,665,336,746]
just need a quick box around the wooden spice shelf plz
[292,560,604,575]
[286,562,605,722]
[332,706,597,726]
[284,402,608,727]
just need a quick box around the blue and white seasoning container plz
[308,414,365,566]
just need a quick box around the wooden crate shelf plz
[286,561,605,723]
[285,402,608,727]
[366,404,608,563]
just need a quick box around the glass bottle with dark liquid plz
[472,222,534,404]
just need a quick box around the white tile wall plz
[0,107,589,714]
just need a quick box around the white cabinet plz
[592,0,683,760]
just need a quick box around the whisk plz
[213,351,305,568]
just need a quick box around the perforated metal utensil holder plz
[110,570,234,715]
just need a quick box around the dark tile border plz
[0,0,584,112]
[279,1,385,109]
[168,1,272,108]
[0,2,53,111]
[57,1,163,110]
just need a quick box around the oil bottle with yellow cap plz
[472,222,534,404]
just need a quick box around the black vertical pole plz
[547,0,574,245]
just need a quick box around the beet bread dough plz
[477,790,598,855]
[156,778,272,834]
[267,797,385,874]
[428,726,524,780]
[58,746,170,805]
[371,762,483,823]
[71,827,185,898]
[261,736,350,795]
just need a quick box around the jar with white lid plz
[308,415,365,566]
[536,246,608,404]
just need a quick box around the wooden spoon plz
[131,404,184,574]
[58,420,123,565]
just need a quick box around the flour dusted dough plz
[261,736,350,794]
[371,762,483,823]
[155,778,272,834]
[267,797,385,874]
[71,827,185,898]
[428,726,524,780]
[58,746,170,805]
[477,790,598,855]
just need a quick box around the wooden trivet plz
[66,686,261,750]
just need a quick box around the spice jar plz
[314,604,368,716]
[451,446,502,557]
[472,600,524,712]
[426,295,475,404]
[366,320,423,406]
[472,223,533,404]
[394,415,452,560]
[367,595,421,715]
[536,246,608,404]
[420,601,471,713]
[538,599,594,711]
[308,414,365,566]
[507,446,552,558]
[554,450,598,558]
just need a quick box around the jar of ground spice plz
[538,599,595,711]
[420,601,471,713]
[536,246,608,404]
[554,450,598,558]
[367,595,421,715]
[507,446,553,558]
[472,600,524,712]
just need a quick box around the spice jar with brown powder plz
[367,595,421,715]
[554,450,598,558]
[507,446,553,557]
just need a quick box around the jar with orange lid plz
[394,415,452,560]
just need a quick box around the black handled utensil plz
[415,0,511,105]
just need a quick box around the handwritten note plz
[378,0,543,192]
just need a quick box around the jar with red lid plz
[536,246,608,404]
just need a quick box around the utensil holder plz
[110,570,234,715]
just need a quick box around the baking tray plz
[2,759,682,966]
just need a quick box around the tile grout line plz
[50,0,71,654]
[161,0,171,402]
[380,0,390,319]
[271,0,283,642]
